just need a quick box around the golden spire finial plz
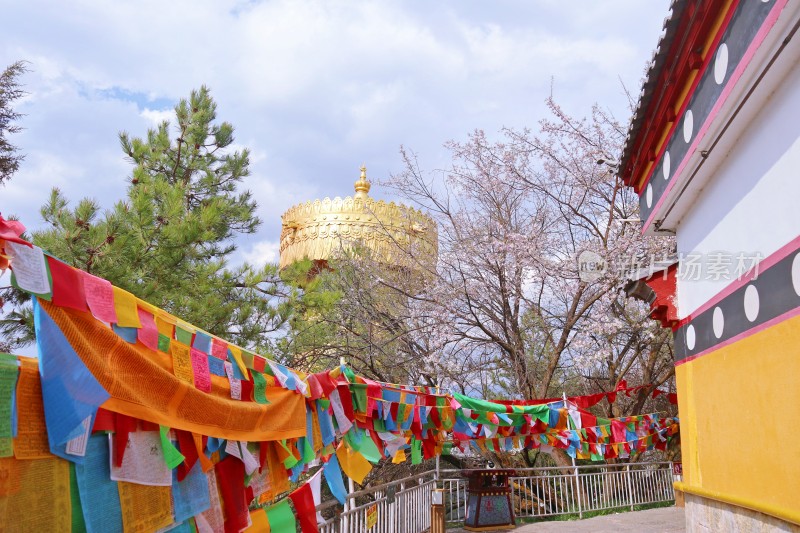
[354,164,371,199]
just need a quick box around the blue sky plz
[1,0,671,266]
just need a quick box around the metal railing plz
[440,462,675,522]
[317,471,436,533]
[316,462,674,531]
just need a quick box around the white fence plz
[316,462,675,532]
[441,462,675,522]
[317,471,436,533]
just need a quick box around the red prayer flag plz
[611,420,626,444]
[92,408,115,433]
[580,412,597,429]
[667,393,678,404]
[289,482,319,533]
[307,374,324,400]
[0,215,29,245]
[113,412,137,467]
[176,430,199,482]
[211,338,228,360]
[47,256,89,312]
[336,384,355,422]
[216,456,249,533]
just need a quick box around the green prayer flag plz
[278,440,299,469]
[453,392,550,424]
[342,365,356,383]
[0,438,12,458]
[251,371,270,404]
[0,356,18,439]
[351,384,367,414]
[359,433,382,464]
[303,437,315,464]
[411,438,422,465]
[175,326,193,345]
[159,426,185,469]
[266,500,296,531]
[69,463,87,533]
[344,426,364,452]
[10,259,53,301]
[157,334,171,353]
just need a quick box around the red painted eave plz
[620,0,732,192]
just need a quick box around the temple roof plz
[278,166,438,270]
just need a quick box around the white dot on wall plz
[662,151,671,180]
[715,43,728,85]
[744,285,760,322]
[791,252,800,297]
[686,325,696,351]
[646,183,653,208]
[683,110,694,143]
[712,307,724,338]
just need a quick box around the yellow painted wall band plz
[675,482,800,526]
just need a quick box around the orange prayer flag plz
[14,359,53,459]
[245,508,270,532]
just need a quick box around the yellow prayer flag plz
[136,298,159,316]
[113,287,141,328]
[392,449,406,464]
[336,443,372,485]
[228,345,248,377]
[118,481,172,533]
[155,314,175,337]
[0,456,71,531]
[170,342,194,385]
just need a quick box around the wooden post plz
[671,461,685,507]
[431,489,446,533]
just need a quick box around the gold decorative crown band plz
[279,166,438,270]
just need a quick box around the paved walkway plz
[449,506,685,533]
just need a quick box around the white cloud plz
[140,108,173,126]
[2,0,672,248]
[241,239,281,266]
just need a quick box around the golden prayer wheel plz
[278,166,438,272]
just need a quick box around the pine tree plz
[4,86,294,353]
[0,61,27,185]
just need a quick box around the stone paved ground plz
[448,506,685,533]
